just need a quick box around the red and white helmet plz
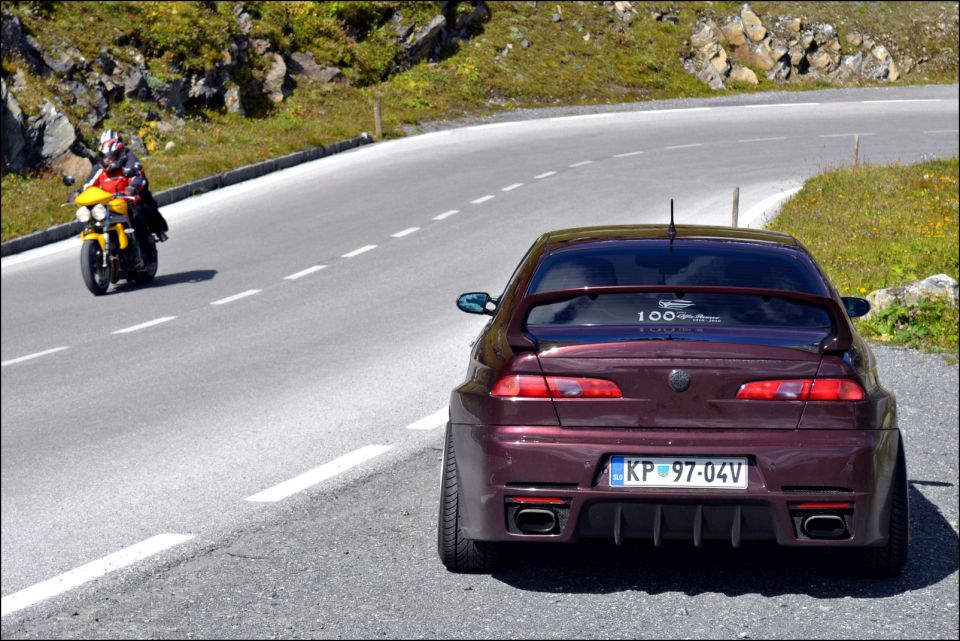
[99,138,125,170]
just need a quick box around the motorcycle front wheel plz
[80,239,110,295]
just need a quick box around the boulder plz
[866,274,959,317]
[721,19,746,46]
[405,14,446,63]
[123,66,151,101]
[224,85,244,114]
[155,78,186,115]
[263,53,286,103]
[728,65,759,84]
[845,32,863,47]
[783,17,803,32]
[26,101,76,166]
[2,78,27,171]
[51,150,91,179]
[690,22,716,49]
[287,52,343,83]
[734,39,776,70]
[745,23,766,42]
[740,5,763,29]
[697,62,725,90]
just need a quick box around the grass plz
[769,158,959,352]
[2,1,958,242]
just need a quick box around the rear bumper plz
[450,424,900,547]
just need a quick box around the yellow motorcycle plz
[64,175,158,295]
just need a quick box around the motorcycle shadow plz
[113,269,218,292]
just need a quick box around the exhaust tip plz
[801,514,848,539]
[515,508,558,534]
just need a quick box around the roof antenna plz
[668,199,677,250]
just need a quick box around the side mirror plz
[62,175,76,186]
[457,292,495,316]
[842,297,871,318]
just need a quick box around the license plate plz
[610,457,748,489]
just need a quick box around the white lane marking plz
[501,183,524,192]
[245,445,394,503]
[548,107,712,122]
[466,121,525,131]
[741,187,803,228]
[738,137,787,143]
[1,346,69,368]
[862,99,943,104]
[535,171,557,179]
[405,407,449,431]
[391,227,421,238]
[745,103,819,108]
[211,289,262,306]
[0,533,194,617]
[613,151,644,157]
[284,265,327,280]
[664,143,703,150]
[433,209,460,221]
[471,195,495,204]
[569,160,593,168]
[924,129,959,134]
[818,132,875,138]
[342,245,377,258]
[112,316,176,334]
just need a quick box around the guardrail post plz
[732,186,740,227]
[852,135,860,167]
[373,100,383,139]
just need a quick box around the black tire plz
[438,423,501,572]
[80,239,110,296]
[849,439,909,578]
[134,244,158,284]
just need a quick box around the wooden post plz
[373,99,383,139]
[732,186,740,227]
[852,134,860,167]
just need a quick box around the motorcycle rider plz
[85,129,168,242]
[83,137,157,269]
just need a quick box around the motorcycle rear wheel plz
[80,239,110,296]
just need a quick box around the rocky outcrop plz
[866,274,959,318]
[685,3,907,89]
[24,101,76,167]
[287,52,343,83]
[2,78,27,172]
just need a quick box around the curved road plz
[2,84,958,636]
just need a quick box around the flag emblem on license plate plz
[657,464,669,478]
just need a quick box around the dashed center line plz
[819,132,875,138]
[862,99,942,104]
[471,195,495,204]
[569,160,593,167]
[245,445,394,503]
[211,289,262,305]
[535,171,557,179]
[744,102,819,109]
[112,316,177,334]
[664,143,703,150]
[284,265,327,280]
[924,129,959,134]
[391,227,420,238]
[1,346,69,367]
[433,209,460,220]
[0,533,194,617]
[342,245,377,258]
[501,183,524,192]
[405,407,449,431]
[613,151,644,157]
[738,137,786,143]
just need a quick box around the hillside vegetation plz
[2,1,958,242]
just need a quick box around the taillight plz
[736,378,865,401]
[491,375,622,399]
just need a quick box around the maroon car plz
[439,225,907,577]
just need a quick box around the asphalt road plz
[1,84,958,638]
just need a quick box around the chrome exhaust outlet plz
[515,508,558,534]
[801,514,848,539]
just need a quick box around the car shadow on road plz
[112,269,217,292]
[491,482,957,598]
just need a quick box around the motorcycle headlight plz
[91,204,107,221]
[75,206,91,223]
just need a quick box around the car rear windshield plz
[528,245,822,294]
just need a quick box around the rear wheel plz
[134,242,158,284]
[849,439,909,577]
[438,423,501,572]
[80,239,110,296]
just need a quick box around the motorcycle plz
[63,174,158,295]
